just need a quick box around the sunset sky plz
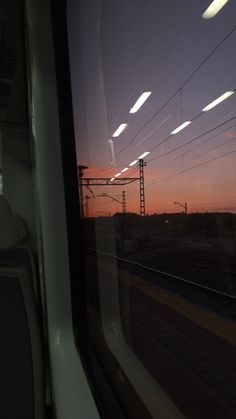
[68,0,236,216]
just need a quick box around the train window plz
[67,1,236,418]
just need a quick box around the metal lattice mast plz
[77,165,88,218]
[122,191,126,213]
[77,164,144,216]
[85,195,89,218]
[139,159,146,216]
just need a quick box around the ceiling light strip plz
[202,91,235,112]
[202,0,229,19]
[171,121,192,135]
[112,123,128,137]
[129,91,152,113]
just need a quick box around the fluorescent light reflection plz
[110,178,115,181]
[129,91,152,113]
[202,0,229,19]
[138,151,150,159]
[129,160,138,167]
[202,91,235,112]
[115,173,122,177]
[112,123,128,137]
[121,167,128,173]
[171,121,192,135]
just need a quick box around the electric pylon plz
[139,159,146,216]
[122,191,126,213]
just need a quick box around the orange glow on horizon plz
[80,152,236,217]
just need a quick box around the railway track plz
[88,247,236,320]
[114,243,236,295]
[123,243,236,273]
[86,250,236,419]
[120,294,236,418]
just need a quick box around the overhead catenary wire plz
[104,115,236,177]
[147,115,236,164]
[118,182,236,212]
[85,164,140,211]
[156,123,236,170]
[158,133,236,175]
[93,144,236,212]
[148,125,235,173]
[82,161,140,198]
[97,114,236,183]
[86,23,236,178]
[117,143,236,205]
[95,118,236,213]
[116,24,236,157]
[152,147,236,184]
[189,135,236,162]
[95,143,236,212]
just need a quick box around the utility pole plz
[139,159,146,216]
[77,165,88,217]
[85,195,89,218]
[85,192,96,218]
[77,161,147,216]
[122,191,126,213]
[174,201,188,214]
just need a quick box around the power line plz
[190,135,236,162]
[82,23,236,180]
[94,145,236,212]
[128,165,139,177]
[90,115,236,183]
[88,111,235,182]
[149,110,236,155]
[178,124,235,157]
[86,165,141,210]
[93,147,236,211]
[98,121,236,207]
[116,24,236,157]
[151,123,236,171]
[82,164,138,197]
[147,115,236,163]
[158,147,236,183]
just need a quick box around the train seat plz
[0,195,44,419]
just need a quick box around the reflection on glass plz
[129,91,152,114]
[202,90,235,112]
[112,123,128,137]
[202,0,230,19]
[68,0,236,418]
[171,120,192,135]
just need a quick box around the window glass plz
[68,1,236,418]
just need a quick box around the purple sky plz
[68,0,236,214]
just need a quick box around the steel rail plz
[87,247,236,301]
